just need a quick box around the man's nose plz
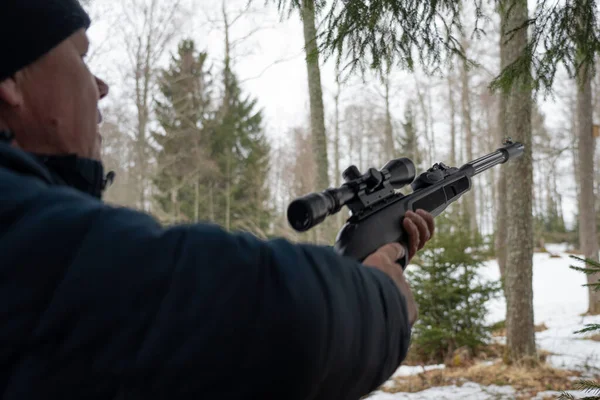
[96,76,109,100]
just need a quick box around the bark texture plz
[577,64,600,314]
[301,0,329,192]
[500,0,537,363]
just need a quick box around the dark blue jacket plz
[0,142,411,399]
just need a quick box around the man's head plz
[0,0,109,161]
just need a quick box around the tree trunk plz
[461,42,478,237]
[124,0,181,212]
[577,63,600,314]
[496,159,508,280]
[571,94,581,207]
[334,68,343,228]
[495,8,509,286]
[500,0,536,364]
[427,84,436,162]
[484,98,497,231]
[414,77,433,166]
[301,0,329,192]
[476,119,488,232]
[170,187,179,222]
[358,109,364,171]
[225,151,231,232]
[384,74,396,161]
[209,182,215,222]
[194,179,200,223]
[301,0,329,244]
[134,53,150,211]
[448,73,457,166]
[221,0,234,233]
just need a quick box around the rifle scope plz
[287,158,416,232]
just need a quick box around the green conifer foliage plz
[407,212,502,364]
[397,103,423,170]
[153,39,272,236]
[260,0,600,94]
[153,39,215,223]
[213,64,272,235]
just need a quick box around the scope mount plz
[342,165,401,217]
[412,162,460,191]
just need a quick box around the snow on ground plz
[391,364,446,378]
[481,244,600,373]
[368,244,600,399]
[371,382,516,400]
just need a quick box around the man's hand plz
[363,210,435,327]
[402,210,435,260]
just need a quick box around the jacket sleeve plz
[3,187,411,400]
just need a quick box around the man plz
[0,1,435,399]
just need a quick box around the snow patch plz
[392,364,446,378]
[369,382,516,399]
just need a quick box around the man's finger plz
[408,212,430,250]
[416,209,435,238]
[403,217,419,259]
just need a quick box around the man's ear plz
[0,76,23,108]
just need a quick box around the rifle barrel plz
[464,142,524,176]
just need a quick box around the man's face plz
[0,29,108,160]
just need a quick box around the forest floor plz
[368,244,600,399]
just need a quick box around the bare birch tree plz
[120,0,184,211]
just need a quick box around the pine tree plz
[153,39,216,224]
[407,214,502,365]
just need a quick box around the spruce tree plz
[153,39,216,224]
[152,38,271,236]
[259,1,600,95]
[397,102,422,171]
[406,213,502,364]
[210,56,272,236]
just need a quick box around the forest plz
[83,0,600,397]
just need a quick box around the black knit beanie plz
[0,0,91,81]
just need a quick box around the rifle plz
[286,139,524,266]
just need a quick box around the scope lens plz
[383,158,416,188]
[287,193,334,232]
[287,200,312,231]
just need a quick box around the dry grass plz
[383,341,567,399]
[400,343,504,367]
[492,322,549,337]
[582,333,600,342]
[382,360,582,399]
[536,322,550,332]
[392,321,571,398]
